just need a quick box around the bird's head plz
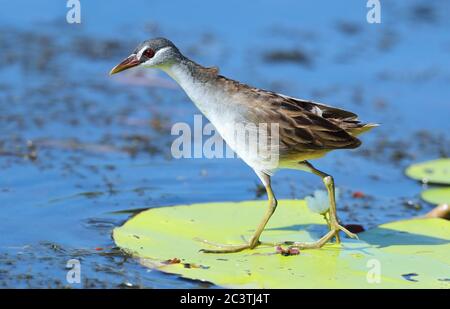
[110,37,182,75]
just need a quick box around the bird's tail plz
[347,123,379,136]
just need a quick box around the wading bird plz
[110,38,377,253]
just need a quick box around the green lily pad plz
[405,158,450,185]
[113,200,450,288]
[421,187,450,205]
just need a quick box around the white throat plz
[162,62,220,116]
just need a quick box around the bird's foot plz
[277,222,359,250]
[195,222,358,253]
[330,220,358,243]
[195,237,260,253]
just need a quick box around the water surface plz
[0,0,449,287]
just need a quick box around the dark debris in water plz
[402,199,423,211]
[263,49,312,67]
[335,21,361,36]
[0,243,152,288]
[410,4,437,24]
[355,130,449,166]
[72,36,128,60]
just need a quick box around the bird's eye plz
[143,48,155,59]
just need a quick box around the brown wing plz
[275,93,358,121]
[244,90,362,154]
[213,74,364,154]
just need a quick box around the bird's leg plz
[265,162,357,250]
[200,172,277,253]
[322,212,331,231]
[300,161,358,243]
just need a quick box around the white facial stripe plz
[153,46,171,58]
[138,46,171,61]
[136,47,147,59]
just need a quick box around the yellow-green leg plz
[262,161,357,251]
[300,161,358,243]
[200,171,277,253]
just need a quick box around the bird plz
[110,37,377,253]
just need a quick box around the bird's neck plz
[162,58,214,89]
[161,58,220,113]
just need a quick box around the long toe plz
[200,243,251,254]
[334,224,359,240]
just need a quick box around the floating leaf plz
[405,159,450,185]
[113,200,450,288]
[421,187,450,205]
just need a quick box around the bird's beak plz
[109,54,140,75]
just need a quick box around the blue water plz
[0,0,449,287]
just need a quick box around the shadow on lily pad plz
[361,227,449,248]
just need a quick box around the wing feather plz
[243,90,362,154]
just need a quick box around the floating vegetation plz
[406,159,450,185]
[113,200,450,288]
[406,159,450,211]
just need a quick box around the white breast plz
[164,64,279,174]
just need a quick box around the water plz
[0,0,449,288]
